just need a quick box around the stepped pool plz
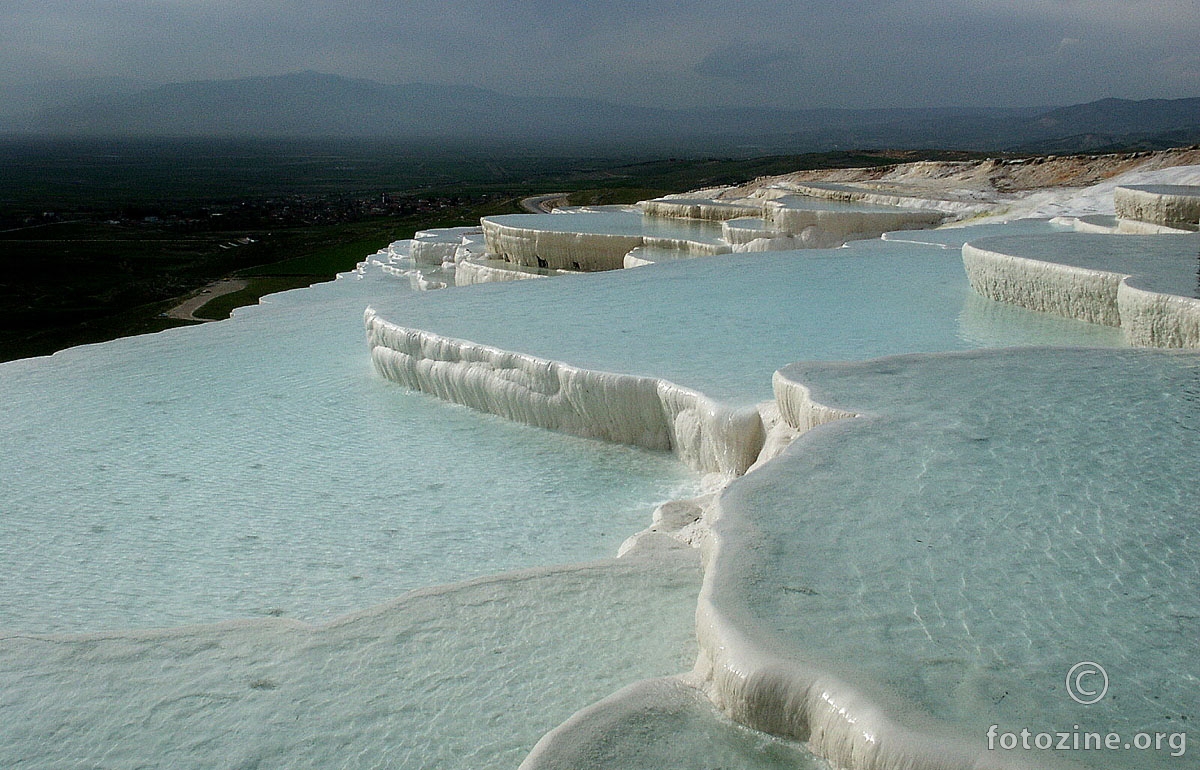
[967,231,1200,297]
[0,266,696,634]
[482,209,727,244]
[1,200,1192,769]
[1,551,704,770]
[705,348,1198,770]
[368,226,1121,407]
[0,261,704,769]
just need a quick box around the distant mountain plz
[1014,97,1200,152]
[1030,97,1200,135]
[30,72,517,140]
[16,71,1200,154]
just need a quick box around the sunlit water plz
[373,228,1122,405]
[716,348,1198,769]
[0,209,1189,769]
[0,267,696,633]
[482,210,726,244]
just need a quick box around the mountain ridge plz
[15,72,1200,154]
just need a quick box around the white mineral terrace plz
[638,197,764,221]
[364,309,766,476]
[762,199,944,249]
[454,257,563,285]
[720,217,779,246]
[1055,213,1193,234]
[1113,184,1200,230]
[9,157,1196,770]
[358,163,1200,770]
[410,226,483,265]
[778,181,992,215]
[962,231,1200,347]
[480,210,730,272]
[701,349,1198,770]
[478,196,948,274]
[691,360,1017,770]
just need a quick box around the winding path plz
[520,193,571,213]
[165,279,248,322]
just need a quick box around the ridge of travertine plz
[364,309,766,477]
[689,366,1035,770]
[962,233,1200,347]
[523,366,1034,770]
[370,149,1200,770]
[714,147,1200,200]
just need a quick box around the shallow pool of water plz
[969,231,1200,297]
[0,267,695,633]
[0,550,702,770]
[483,211,727,244]
[714,347,1199,769]
[373,236,1123,405]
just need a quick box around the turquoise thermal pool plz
[1,549,703,770]
[966,231,1200,297]
[708,348,1198,770]
[481,210,727,244]
[3,182,1197,770]
[368,234,1122,406]
[0,268,695,634]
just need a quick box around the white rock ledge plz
[763,201,945,248]
[410,227,482,266]
[1117,281,1200,348]
[638,198,764,221]
[692,365,1032,770]
[771,369,860,432]
[1113,185,1200,231]
[961,243,1125,327]
[693,565,1028,770]
[481,218,729,272]
[454,258,567,286]
[365,308,766,476]
[962,241,1200,347]
[781,182,989,216]
[482,219,643,271]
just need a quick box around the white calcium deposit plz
[639,198,764,221]
[779,181,990,216]
[962,242,1126,327]
[375,158,1199,770]
[410,226,483,266]
[365,309,766,476]
[454,258,554,285]
[483,219,645,271]
[967,163,1200,223]
[1114,185,1200,230]
[1117,281,1200,347]
[481,218,730,271]
[963,236,1200,347]
[763,200,945,248]
[689,364,1021,770]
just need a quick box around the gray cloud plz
[1,0,1196,119]
[693,46,796,80]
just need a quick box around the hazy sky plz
[3,0,1199,112]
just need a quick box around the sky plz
[2,0,1199,117]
